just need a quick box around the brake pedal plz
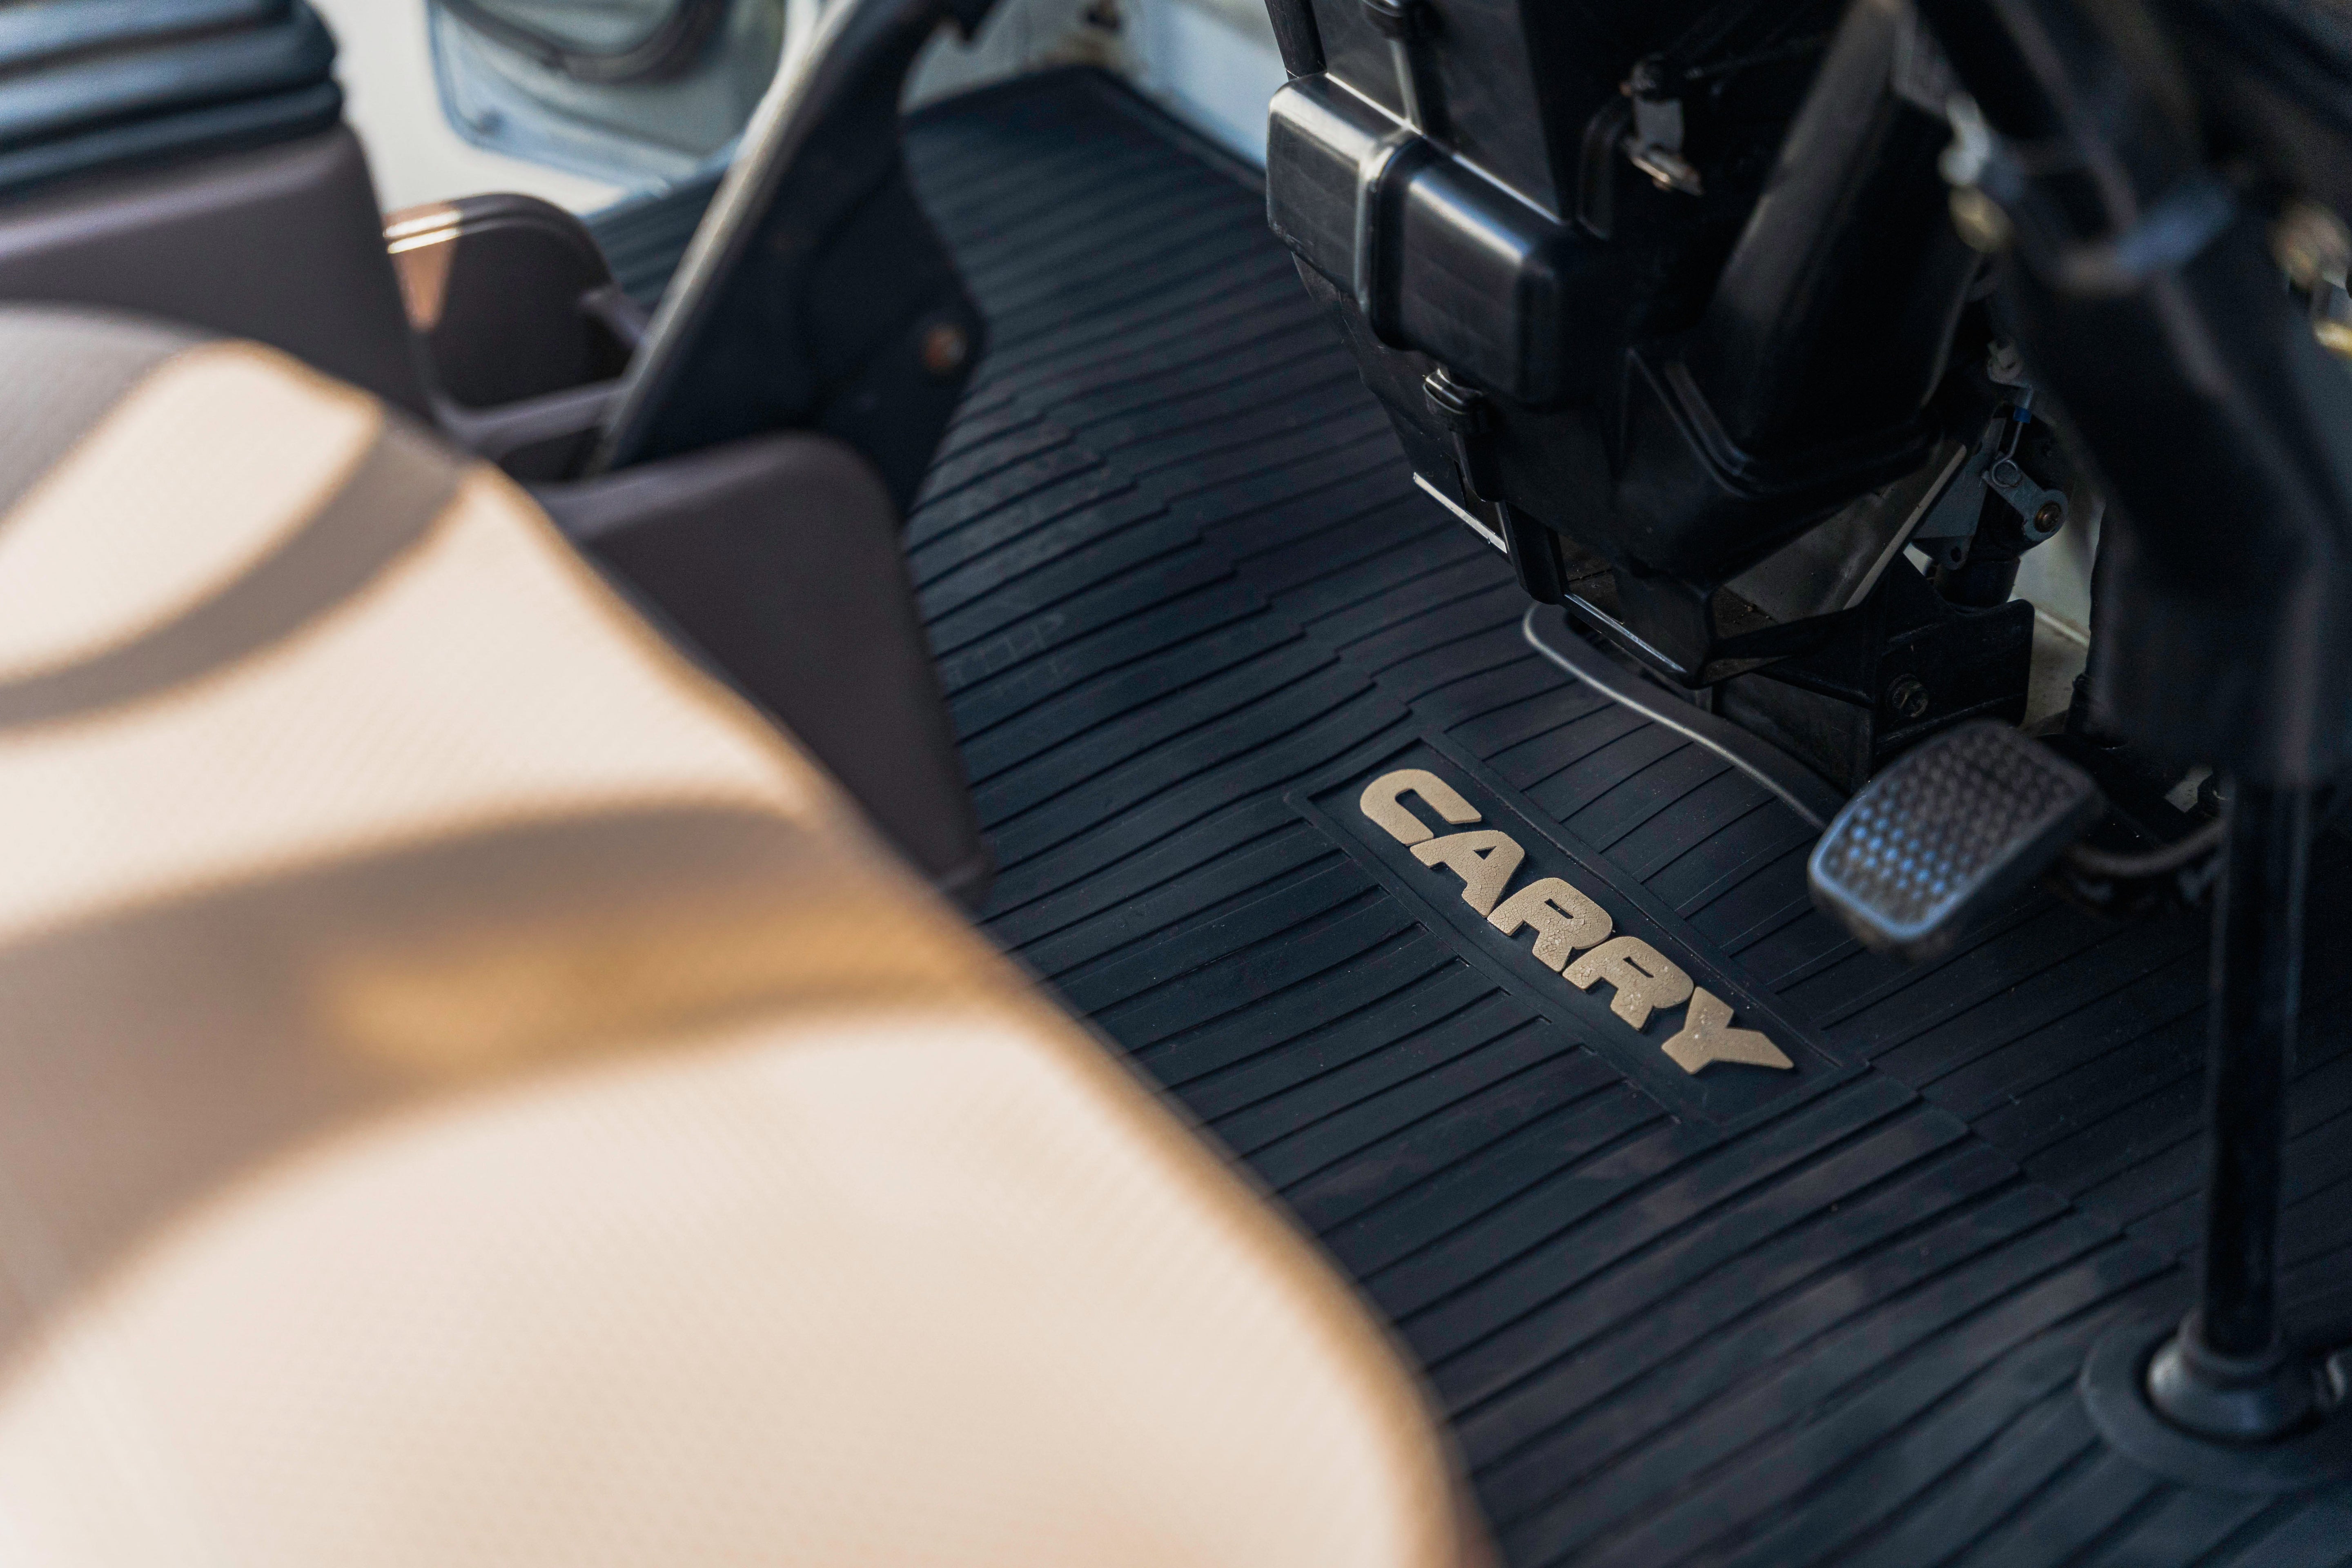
[1809,720,2103,958]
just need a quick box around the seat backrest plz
[0,0,341,196]
[0,4,429,414]
[0,306,1481,1568]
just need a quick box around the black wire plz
[2061,814,2226,880]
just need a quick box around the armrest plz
[536,430,990,900]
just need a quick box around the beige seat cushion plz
[0,310,1481,1568]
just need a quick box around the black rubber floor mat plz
[897,70,2352,1568]
[614,66,2352,1566]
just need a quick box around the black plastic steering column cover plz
[1916,0,2352,785]
[590,0,997,512]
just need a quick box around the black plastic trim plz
[435,0,728,87]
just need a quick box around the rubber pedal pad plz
[1808,719,2104,959]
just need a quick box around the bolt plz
[920,321,969,377]
[1888,675,1931,721]
[1423,367,1486,430]
[1949,187,2011,254]
[2274,200,2352,292]
[2034,499,2065,533]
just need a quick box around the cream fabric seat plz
[0,307,1482,1568]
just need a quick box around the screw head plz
[2034,499,2065,533]
[2274,199,2352,291]
[920,321,970,377]
[1422,368,1486,430]
[1949,187,2012,254]
[1888,675,1931,721]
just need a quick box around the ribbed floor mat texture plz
[606,66,2352,1567]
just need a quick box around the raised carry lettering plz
[1565,935,1695,1030]
[1487,876,1613,969]
[1412,830,1526,916]
[1662,988,1794,1073]
[1359,768,1481,846]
